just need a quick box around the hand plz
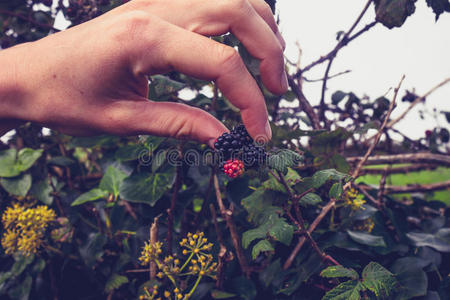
[0,0,287,146]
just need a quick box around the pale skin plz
[0,0,287,147]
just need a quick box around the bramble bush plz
[1,1,450,299]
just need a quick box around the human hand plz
[0,0,287,146]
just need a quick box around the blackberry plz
[242,144,267,168]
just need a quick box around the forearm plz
[0,44,30,136]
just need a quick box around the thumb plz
[99,100,227,147]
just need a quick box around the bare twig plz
[358,164,438,175]
[303,69,351,83]
[354,184,380,207]
[347,153,450,167]
[387,77,450,128]
[213,174,250,277]
[348,75,405,185]
[149,216,160,280]
[287,75,321,129]
[377,166,390,204]
[167,149,182,254]
[210,204,227,288]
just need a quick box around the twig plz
[387,77,450,128]
[358,164,438,175]
[149,217,160,280]
[303,70,351,83]
[361,180,450,194]
[319,59,334,127]
[354,184,380,207]
[377,166,390,204]
[347,75,405,185]
[295,0,375,76]
[213,174,250,277]
[347,153,450,167]
[287,75,321,129]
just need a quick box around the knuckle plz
[216,45,243,73]
[112,11,151,42]
[221,0,251,18]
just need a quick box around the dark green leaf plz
[262,168,301,193]
[242,226,267,249]
[322,280,363,300]
[374,0,417,29]
[267,149,303,174]
[79,233,107,267]
[331,91,347,104]
[259,259,282,288]
[105,274,129,293]
[299,192,322,206]
[30,180,53,205]
[347,230,386,247]
[312,169,350,188]
[8,275,32,300]
[120,171,174,206]
[47,156,75,166]
[320,265,359,280]
[426,0,450,21]
[71,188,109,206]
[0,174,32,197]
[406,229,450,252]
[11,254,34,277]
[99,166,128,198]
[252,239,274,259]
[230,276,256,300]
[211,290,237,299]
[391,257,428,299]
[148,75,186,100]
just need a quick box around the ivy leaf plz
[119,171,174,206]
[426,0,450,21]
[347,230,387,247]
[30,180,53,205]
[99,166,128,199]
[0,174,32,197]
[406,229,450,252]
[17,148,43,172]
[390,257,428,299]
[361,262,397,298]
[71,188,109,206]
[251,240,274,259]
[374,0,417,29]
[320,265,359,280]
[322,280,363,300]
[0,148,43,177]
[267,149,303,174]
[105,274,129,293]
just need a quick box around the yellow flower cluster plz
[179,232,213,256]
[353,218,375,233]
[139,284,161,300]
[139,241,163,266]
[344,188,366,210]
[187,253,217,278]
[1,203,56,256]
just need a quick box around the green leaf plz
[211,290,237,299]
[312,169,350,188]
[391,257,428,299]
[0,149,20,177]
[119,171,174,206]
[8,275,32,300]
[105,274,129,293]
[30,180,53,205]
[262,168,301,193]
[259,259,282,288]
[426,0,450,21]
[320,265,359,280]
[299,192,322,206]
[406,229,450,252]
[267,149,303,174]
[322,280,363,300]
[252,240,274,259]
[148,75,186,100]
[11,254,34,277]
[71,188,109,206]
[242,226,267,249]
[79,232,107,267]
[99,166,128,198]
[361,262,397,298]
[374,0,417,29]
[0,174,32,197]
[268,215,294,246]
[329,182,344,199]
[331,91,347,104]
[17,148,43,172]
[47,156,75,166]
[347,230,386,247]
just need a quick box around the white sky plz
[277,0,450,139]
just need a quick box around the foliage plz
[0,1,449,300]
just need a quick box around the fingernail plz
[207,138,217,149]
[280,68,288,91]
[265,121,272,141]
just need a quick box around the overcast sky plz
[277,0,449,139]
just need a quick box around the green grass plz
[356,166,450,205]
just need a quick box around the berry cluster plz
[214,125,267,178]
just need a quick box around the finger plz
[247,0,286,49]
[97,99,228,147]
[129,16,272,140]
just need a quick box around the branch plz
[358,164,438,175]
[387,77,450,128]
[213,174,250,277]
[348,75,404,184]
[287,75,321,129]
[303,69,351,83]
[295,0,375,76]
[167,150,182,254]
[210,204,227,289]
[149,217,160,280]
[361,180,450,194]
[347,153,450,167]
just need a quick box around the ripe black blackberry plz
[242,144,266,168]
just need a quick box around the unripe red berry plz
[223,159,244,178]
